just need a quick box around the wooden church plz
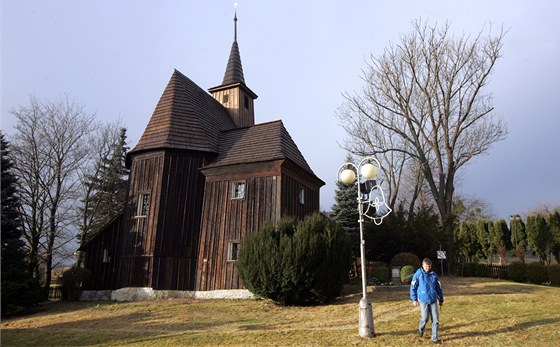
[80,14,325,292]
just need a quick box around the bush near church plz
[474,263,490,278]
[400,265,415,284]
[390,252,421,269]
[462,262,477,277]
[61,267,91,301]
[549,264,560,286]
[372,265,392,284]
[237,213,352,306]
[508,261,527,283]
[526,262,548,285]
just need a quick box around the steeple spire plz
[222,9,244,85]
[209,4,258,128]
[234,8,237,42]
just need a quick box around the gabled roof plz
[78,211,124,251]
[129,69,236,156]
[205,120,322,181]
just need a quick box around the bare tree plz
[338,20,507,267]
[11,96,95,288]
[453,194,494,223]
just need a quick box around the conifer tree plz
[455,221,481,263]
[90,127,129,231]
[1,132,42,314]
[331,154,359,255]
[510,214,527,251]
[79,127,129,245]
[526,214,551,264]
[476,220,493,263]
[548,211,560,263]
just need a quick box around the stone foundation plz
[80,288,256,302]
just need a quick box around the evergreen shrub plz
[369,261,388,278]
[526,262,548,285]
[463,263,477,277]
[400,265,415,284]
[61,267,91,301]
[497,267,509,280]
[390,252,421,269]
[508,261,527,283]
[237,213,352,306]
[548,264,560,286]
[474,263,490,278]
[372,265,391,284]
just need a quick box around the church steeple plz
[209,9,257,128]
[221,12,245,85]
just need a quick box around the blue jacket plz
[410,268,444,304]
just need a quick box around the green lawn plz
[2,277,559,346]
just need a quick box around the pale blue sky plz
[2,0,559,221]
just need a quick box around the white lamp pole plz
[338,156,392,338]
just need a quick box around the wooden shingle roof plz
[222,40,245,85]
[129,69,236,155]
[205,120,321,180]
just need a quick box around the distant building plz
[80,13,324,292]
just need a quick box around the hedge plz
[549,264,560,286]
[507,261,527,283]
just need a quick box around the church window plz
[232,181,245,199]
[244,95,249,109]
[227,241,240,261]
[102,248,111,263]
[136,192,150,217]
[299,188,305,204]
[223,94,229,103]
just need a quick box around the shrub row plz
[460,261,560,286]
[370,252,422,284]
[460,263,493,278]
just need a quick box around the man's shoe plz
[432,340,441,344]
[418,330,423,337]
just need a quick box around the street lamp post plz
[338,156,392,338]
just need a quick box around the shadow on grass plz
[2,308,242,346]
[442,316,560,342]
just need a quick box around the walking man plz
[410,258,444,344]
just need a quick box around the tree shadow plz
[442,316,560,342]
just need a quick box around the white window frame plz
[232,181,245,199]
[299,187,305,205]
[102,248,111,263]
[136,192,150,217]
[227,241,240,261]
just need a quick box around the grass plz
[2,277,560,346]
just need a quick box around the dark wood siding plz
[151,151,207,290]
[116,150,209,290]
[81,215,122,290]
[280,161,322,219]
[280,174,320,219]
[116,151,164,287]
[196,162,282,290]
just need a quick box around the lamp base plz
[358,297,375,338]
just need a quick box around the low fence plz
[49,286,62,301]
[487,264,508,278]
[348,258,377,278]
